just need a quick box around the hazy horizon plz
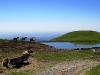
[0,31,65,39]
[1,30,100,39]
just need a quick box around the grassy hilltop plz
[52,30,100,42]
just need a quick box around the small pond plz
[42,42,100,49]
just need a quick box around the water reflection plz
[42,42,100,49]
[71,42,100,45]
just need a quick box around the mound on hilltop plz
[52,30,100,42]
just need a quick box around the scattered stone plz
[40,60,100,75]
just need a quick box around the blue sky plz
[0,0,100,36]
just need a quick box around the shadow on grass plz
[14,62,30,69]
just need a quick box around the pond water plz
[42,42,100,49]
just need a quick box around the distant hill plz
[51,30,100,42]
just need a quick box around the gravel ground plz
[40,60,100,75]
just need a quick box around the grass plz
[2,49,100,75]
[0,39,9,43]
[0,49,22,55]
[7,71,27,75]
[52,30,100,42]
[33,50,100,62]
[86,65,100,75]
[0,32,99,75]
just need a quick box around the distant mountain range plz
[2,32,64,42]
[25,33,63,42]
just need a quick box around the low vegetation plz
[0,39,8,42]
[33,50,100,62]
[0,31,100,75]
[1,49,100,75]
[52,30,100,42]
[86,65,100,75]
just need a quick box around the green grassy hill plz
[52,30,100,42]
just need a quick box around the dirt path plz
[40,60,100,75]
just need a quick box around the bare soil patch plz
[40,60,100,75]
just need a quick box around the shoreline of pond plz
[42,41,100,50]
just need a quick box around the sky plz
[0,0,100,38]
